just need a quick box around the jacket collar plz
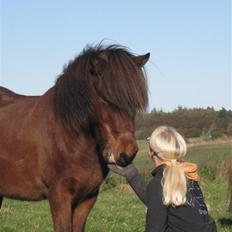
[151,164,165,176]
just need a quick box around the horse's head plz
[89,46,150,166]
[55,44,149,167]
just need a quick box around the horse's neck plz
[31,87,57,128]
[33,86,90,139]
[34,87,54,111]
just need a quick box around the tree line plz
[135,107,232,140]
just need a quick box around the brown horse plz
[229,155,232,212]
[0,44,149,231]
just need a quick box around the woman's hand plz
[107,163,138,178]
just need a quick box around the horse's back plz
[0,86,39,150]
[0,87,39,107]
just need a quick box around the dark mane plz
[54,44,148,134]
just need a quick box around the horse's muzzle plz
[116,152,136,167]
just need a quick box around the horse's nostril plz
[119,153,128,163]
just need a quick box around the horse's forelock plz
[96,49,148,116]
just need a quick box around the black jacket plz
[126,165,217,232]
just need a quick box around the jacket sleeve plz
[126,171,148,205]
[145,177,168,232]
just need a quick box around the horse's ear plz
[90,53,108,77]
[132,53,150,67]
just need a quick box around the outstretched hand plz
[107,163,138,178]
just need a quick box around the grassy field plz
[0,142,231,232]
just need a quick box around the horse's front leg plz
[72,195,98,232]
[48,178,79,232]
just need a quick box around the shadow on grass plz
[218,218,232,227]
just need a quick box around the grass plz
[0,142,231,231]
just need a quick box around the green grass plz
[0,142,231,231]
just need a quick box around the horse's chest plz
[76,164,105,194]
[46,148,108,197]
[58,159,106,196]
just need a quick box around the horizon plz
[148,105,232,113]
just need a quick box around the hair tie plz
[171,159,177,165]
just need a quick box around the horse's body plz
[0,45,149,231]
[0,87,104,200]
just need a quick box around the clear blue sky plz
[0,0,231,111]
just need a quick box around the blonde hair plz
[149,126,187,206]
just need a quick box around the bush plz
[211,130,224,139]
[186,128,202,138]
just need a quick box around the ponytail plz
[149,126,189,206]
[162,160,187,206]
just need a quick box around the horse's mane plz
[54,44,148,134]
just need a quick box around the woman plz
[108,126,217,232]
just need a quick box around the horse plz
[229,155,232,212]
[0,44,150,231]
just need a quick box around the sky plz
[0,0,231,111]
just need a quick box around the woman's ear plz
[147,144,154,158]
